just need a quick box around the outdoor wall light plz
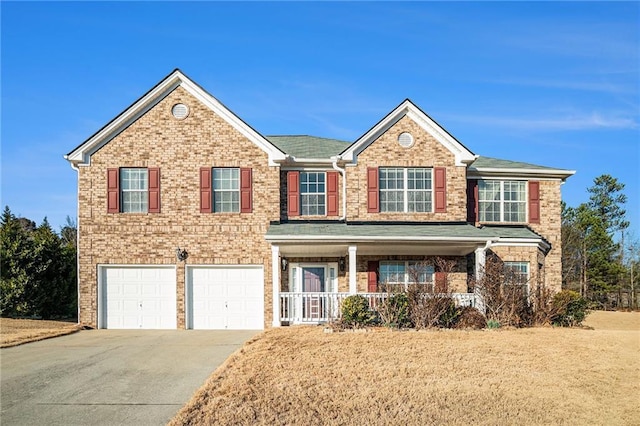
[175,247,188,262]
[339,257,346,272]
[281,257,288,271]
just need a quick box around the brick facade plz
[347,116,468,222]
[70,71,571,329]
[77,87,280,328]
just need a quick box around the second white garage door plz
[187,266,264,330]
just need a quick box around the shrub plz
[341,295,375,328]
[487,319,501,329]
[406,257,459,329]
[530,284,556,326]
[438,301,461,328]
[474,256,532,327]
[454,307,487,329]
[551,290,589,327]
[377,293,411,328]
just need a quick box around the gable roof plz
[468,156,576,180]
[266,135,350,160]
[65,69,287,166]
[340,99,477,166]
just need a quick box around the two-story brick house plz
[65,69,574,329]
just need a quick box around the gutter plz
[265,235,500,243]
[330,155,347,221]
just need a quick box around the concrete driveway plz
[1,329,259,426]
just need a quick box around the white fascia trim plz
[177,77,285,165]
[341,100,476,166]
[405,108,476,166]
[66,78,181,166]
[66,70,286,167]
[492,238,551,251]
[280,159,338,169]
[468,168,576,181]
[266,235,500,243]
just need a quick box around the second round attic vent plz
[398,132,414,148]
[171,103,189,119]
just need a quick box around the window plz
[379,261,434,289]
[478,180,526,222]
[200,167,251,214]
[213,168,239,213]
[120,168,148,213]
[379,167,432,213]
[504,262,529,287]
[107,167,159,214]
[300,172,325,215]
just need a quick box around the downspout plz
[331,156,347,221]
[474,239,493,314]
[66,158,81,326]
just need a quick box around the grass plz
[0,318,81,348]
[170,311,639,426]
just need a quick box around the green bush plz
[551,290,589,327]
[341,295,375,328]
[377,293,411,328]
[487,319,501,329]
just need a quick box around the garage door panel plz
[101,266,176,329]
[188,266,264,330]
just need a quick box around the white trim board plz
[340,99,476,166]
[65,70,287,167]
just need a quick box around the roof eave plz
[65,69,287,167]
[468,168,576,181]
[340,99,476,166]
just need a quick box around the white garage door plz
[187,266,264,330]
[100,266,177,329]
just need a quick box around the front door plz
[302,267,325,320]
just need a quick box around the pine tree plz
[0,206,36,316]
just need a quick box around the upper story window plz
[379,167,432,213]
[213,168,240,213]
[121,168,148,213]
[107,167,160,214]
[287,171,338,217]
[200,167,252,214]
[300,172,326,215]
[367,166,446,214]
[478,180,526,222]
[379,261,434,290]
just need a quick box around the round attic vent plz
[171,103,189,119]
[398,132,414,148]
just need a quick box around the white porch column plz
[475,246,486,280]
[348,245,357,294]
[271,245,281,327]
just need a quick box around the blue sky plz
[2,2,639,238]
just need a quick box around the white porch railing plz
[279,292,480,323]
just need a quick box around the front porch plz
[279,291,479,324]
[266,221,548,326]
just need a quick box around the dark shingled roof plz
[470,156,572,172]
[266,135,351,159]
[267,222,496,239]
[266,222,546,242]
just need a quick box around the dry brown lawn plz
[0,318,81,348]
[171,311,639,426]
